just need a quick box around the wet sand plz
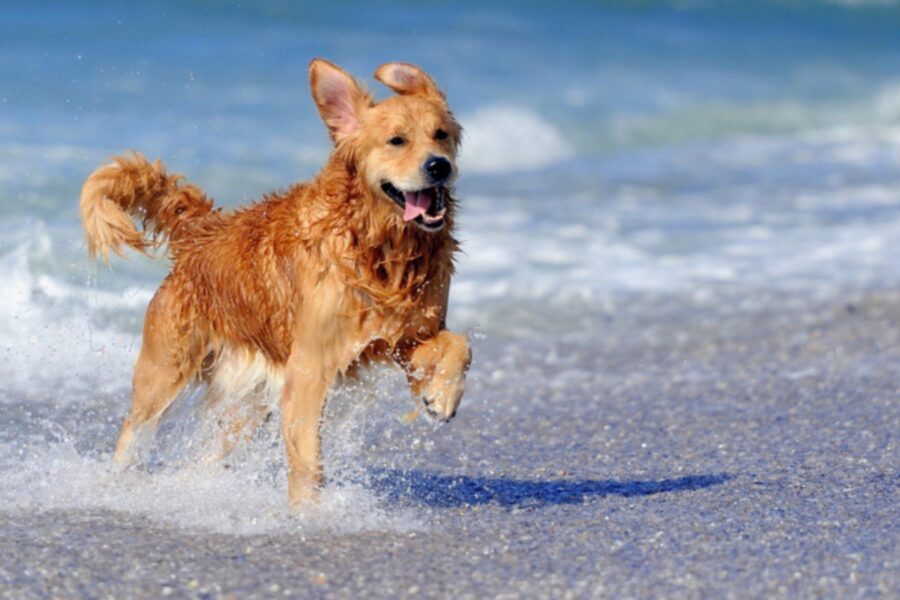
[1,290,898,598]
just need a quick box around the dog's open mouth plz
[381,182,446,230]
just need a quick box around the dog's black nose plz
[424,156,452,183]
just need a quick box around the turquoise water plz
[1,0,900,535]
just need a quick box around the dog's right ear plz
[309,59,369,143]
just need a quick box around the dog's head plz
[310,59,461,233]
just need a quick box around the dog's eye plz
[435,129,449,141]
[388,136,405,146]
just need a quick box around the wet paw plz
[419,374,464,422]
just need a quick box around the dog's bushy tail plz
[80,151,214,262]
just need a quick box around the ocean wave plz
[0,224,142,399]
[458,105,573,174]
[599,79,900,153]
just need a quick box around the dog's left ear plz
[374,63,444,101]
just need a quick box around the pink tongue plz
[403,191,431,221]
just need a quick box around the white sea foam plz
[0,438,422,536]
[0,369,427,536]
[451,162,900,333]
[458,105,573,174]
[0,224,140,400]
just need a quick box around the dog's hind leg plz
[113,286,198,464]
[195,349,281,463]
[201,401,272,463]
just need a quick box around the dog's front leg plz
[404,330,472,421]
[280,350,336,505]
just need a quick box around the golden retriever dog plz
[79,59,471,505]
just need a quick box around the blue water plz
[1,0,900,531]
[3,0,900,363]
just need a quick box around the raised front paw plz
[407,331,472,421]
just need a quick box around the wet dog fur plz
[79,59,471,505]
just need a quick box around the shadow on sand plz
[368,469,732,508]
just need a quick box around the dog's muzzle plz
[381,182,447,231]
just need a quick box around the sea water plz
[2,1,900,535]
